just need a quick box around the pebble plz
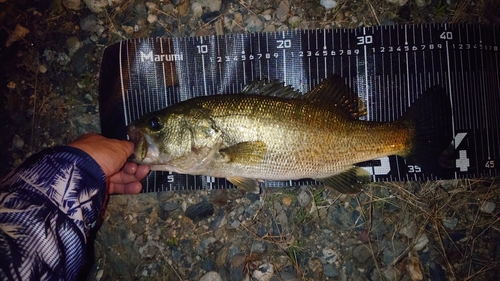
[480,201,496,213]
[201,11,221,23]
[201,259,217,272]
[199,271,223,281]
[251,241,267,254]
[230,220,240,228]
[442,217,458,229]
[308,257,323,279]
[276,0,290,21]
[323,264,340,278]
[185,201,214,222]
[244,15,264,33]
[415,0,427,7]
[384,0,408,6]
[252,263,274,281]
[199,0,222,12]
[83,0,123,13]
[288,16,301,28]
[406,255,424,281]
[66,36,83,56]
[383,267,401,281]
[320,0,338,10]
[399,220,418,239]
[297,190,311,207]
[38,65,48,73]
[329,205,354,231]
[413,234,429,251]
[321,247,339,264]
[80,14,98,32]
[12,135,24,149]
[352,243,377,269]
[159,201,178,211]
[63,0,82,10]
[282,196,292,207]
[381,241,406,266]
[200,237,216,249]
[190,2,203,18]
[147,14,157,24]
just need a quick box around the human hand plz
[69,133,150,194]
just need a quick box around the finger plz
[110,181,143,194]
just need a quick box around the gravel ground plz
[1,0,500,280]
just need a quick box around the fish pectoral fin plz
[227,177,261,193]
[219,141,267,165]
[314,167,371,194]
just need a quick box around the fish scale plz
[99,24,500,192]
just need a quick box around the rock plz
[282,196,293,207]
[297,190,311,207]
[252,263,274,281]
[383,267,402,281]
[480,201,496,213]
[251,241,267,254]
[199,0,222,12]
[230,220,240,228]
[63,0,82,10]
[83,0,124,13]
[352,243,377,269]
[38,65,47,73]
[185,201,214,222]
[5,24,29,47]
[329,205,354,231]
[406,255,424,281]
[442,217,458,229]
[381,241,406,266]
[201,11,221,23]
[201,237,216,250]
[159,201,178,211]
[288,16,301,28]
[80,14,98,32]
[413,234,429,251]
[199,271,223,281]
[191,2,203,17]
[323,264,340,278]
[415,0,427,7]
[385,0,408,6]
[320,0,337,10]
[276,0,290,21]
[244,15,264,33]
[12,135,24,149]
[201,260,217,272]
[308,257,323,280]
[66,36,83,56]
[399,220,418,239]
[321,247,339,264]
[147,14,157,24]
[428,261,447,281]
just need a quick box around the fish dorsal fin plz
[304,75,366,119]
[242,80,303,98]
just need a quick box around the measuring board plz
[99,24,500,193]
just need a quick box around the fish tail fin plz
[398,86,453,176]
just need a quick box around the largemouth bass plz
[127,75,452,193]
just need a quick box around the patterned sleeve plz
[0,146,107,280]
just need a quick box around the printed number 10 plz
[197,45,208,54]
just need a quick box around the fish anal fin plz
[219,141,267,165]
[304,75,366,119]
[314,167,371,194]
[227,177,261,193]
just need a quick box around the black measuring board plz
[99,24,500,193]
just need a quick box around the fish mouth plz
[127,125,159,163]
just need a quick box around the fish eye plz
[148,116,162,131]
